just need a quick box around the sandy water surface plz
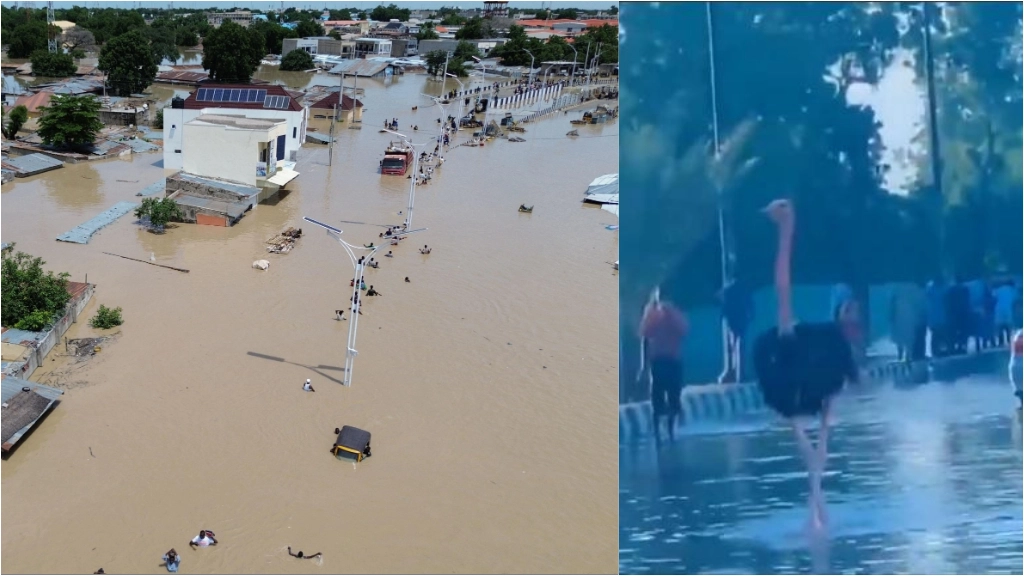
[0,70,619,574]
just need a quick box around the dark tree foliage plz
[30,50,77,77]
[6,21,51,58]
[252,20,298,55]
[619,1,1022,388]
[369,4,411,23]
[37,94,104,148]
[1,246,72,330]
[77,8,147,44]
[295,19,324,38]
[454,17,489,40]
[99,30,159,96]
[3,105,29,139]
[280,48,314,71]
[202,20,265,83]
[416,22,440,41]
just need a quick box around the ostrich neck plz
[775,219,795,329]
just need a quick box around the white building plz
[207,11,253,27]
[182,114,289,187]
[354,38,393,58]
[162,85,308,171]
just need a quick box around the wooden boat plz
[518,205,534,213]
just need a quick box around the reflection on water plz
[0,71,619,574]
[620,375,1023,574]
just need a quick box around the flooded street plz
[1,71,619,574]
[620,362,1023,574]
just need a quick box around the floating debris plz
[266,227,303,254]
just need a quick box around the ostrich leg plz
[814,397,834,525]
[790,419,825,530]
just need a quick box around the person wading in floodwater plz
[637,287,689,445]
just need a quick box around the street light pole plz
[421,92,453,159]
[384,128,430,229]
[568,44,578,84]
[523,48,536,84]
[443,73,464,134]
[302,217,425,387]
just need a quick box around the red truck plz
[380,144,413,175]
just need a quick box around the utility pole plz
[921,1,946,269]
[46,1,57,53]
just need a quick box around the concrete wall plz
[182,121,286,187]
[2,283,95,380]
[163,106,307,171]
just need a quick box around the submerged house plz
[164,114,300,227]
[309,91,364,122]
[1,376,63,453]
[162,84,308,171]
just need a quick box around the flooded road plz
[620,365,1023,574]
[1,71,619,574]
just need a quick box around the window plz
[293,127,297,138]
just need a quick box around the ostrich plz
[752,199,858,531]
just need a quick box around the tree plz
[329,9,352,20]
[453,40,480,62]
[575,23,618,64]
[90,305,124,329]
[134,197,185,231]
[369,3,411,22]
[30,50,77,77]
[154,109,164,129]
[37,94,103,149]
[62,26,96,53]
[7,21,50,58]
[489,25,530,66]
[1,245,72,330]
[145,24,180,65]
[295,18,324,38]
[440,13,467,26]
[328,29,342,40]
[424,50,448,77]
[416,22,440,41]
[3,105,29,140]
[176,27,199,47]
[252,20,297,55]
[202,20,264,83]
[455,17,488,40]
[609,5,619,15]
[554,9,578,20]
[280,48,314,71]
[79,8,146,43]
[99,30,159,96]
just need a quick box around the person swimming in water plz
[385,251,393,258]
[405,277,411,283]
[189,530,217,548]
[367,286,381,296]
[288,547,322,560]
[162,549,181,573]
[302,379,315,392]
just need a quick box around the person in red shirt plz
[638,288,690,443]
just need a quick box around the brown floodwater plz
[0,70,619,574]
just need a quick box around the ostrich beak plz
[760,204,772,214]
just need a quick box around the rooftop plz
[181,84,303,113]
[189,114,287,130]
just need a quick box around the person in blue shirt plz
[162,549,180,573]
[718,278,754,383]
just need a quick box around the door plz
[276,134,286,161]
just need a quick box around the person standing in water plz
[637,287,689,444]
[162,549,181,573]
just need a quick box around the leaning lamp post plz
[302,217,425,387]
[523,48,536,84]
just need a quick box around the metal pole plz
[921,1,945,265]
[581,43,590,86]
[568,45,577,83]
[405,144,419,229]
[706,0,731,371]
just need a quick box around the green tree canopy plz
[202,20,264,83]
[329,9,352,20]
[6,21,52,58]
[3,105,29,140]
[455,17,489,40]
[1,246,72,330]
[296,18,325,38]
[145,24,180,65]
[30,50,77,77]
[453,40,481,62]
[37,94,103,148]
[575,23,619,64]
[252,20,298,55]
[78,8,146,43]
[370,4,411,22]
[416,22,440,41]
[280,48,314,71]
[554,9,579,20]
[99,30,159,96]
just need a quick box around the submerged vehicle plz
[380,143,413,175]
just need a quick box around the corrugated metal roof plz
[1,377,63,403]
[12,91,53,113]
[124,139,159,153]
[137,180,166,196]
[57,201,139,244]
[173,194,249,219]
[155,70,210,84]
[328,59,393,77]
[1,328,46,346]
[3,153,63,175]
[310,92,363,111]
[173,172,260,198]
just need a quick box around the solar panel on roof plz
[229,89,241,102]
[196,88,209,101]
[246,90,259,102]
[212,88,224,100]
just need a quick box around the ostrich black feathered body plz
[752,321,858,418]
